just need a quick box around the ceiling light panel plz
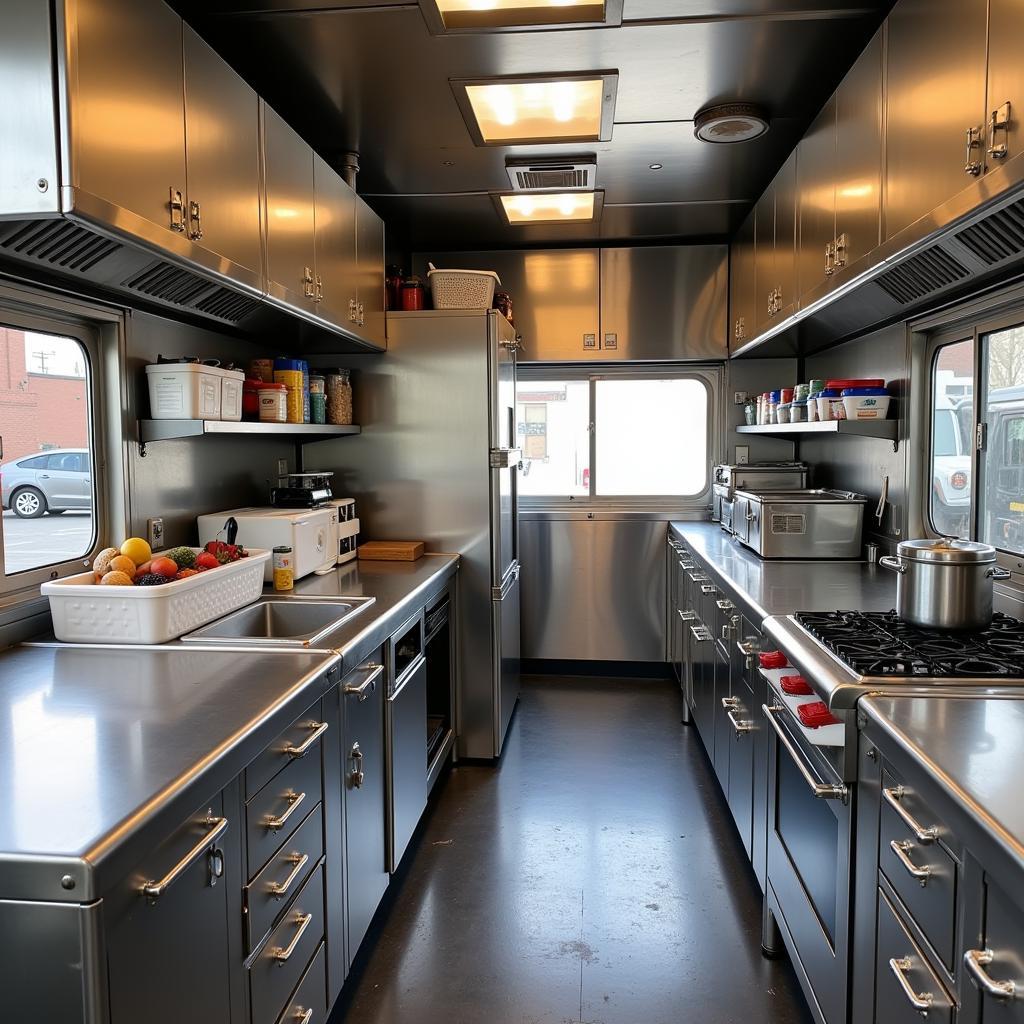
[428,0,616,32]
[496,191,601,224]
[454,73,617,145]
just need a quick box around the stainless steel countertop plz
[861,695,1024,877]
[1,554,458,903]
[670,522,897,623]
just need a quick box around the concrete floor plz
[330,675,813,1024]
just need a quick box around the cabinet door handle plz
[188,199,203,241]
[762,704,848,801]
[273,912,313,965]
[964,948,1017,1000]
[824,239,835,276]
[888,957,935,1014]
[889,839,932,886]
[349,741,365,788]
[303,266,316,298]
[293,1009,314,1024]
[677,609,696,622]
[268,852,309,900]
[315,274,323,302]
[716,598,734,611]
[988,101,1011,159]
[283,721,328,758]
[344,663,384,701]
[264,790,306,832]
[834,233,848,270]
[141,814,228,902]
[965,124,984,175]
[700,584,717,595]
[882,786,938,843]
[736,640,756,656]
[727,708,754,735]
[169,187,186,232]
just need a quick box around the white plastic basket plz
[42,549,271,645]
[427,265,501,309]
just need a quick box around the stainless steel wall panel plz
[520,516,666,662]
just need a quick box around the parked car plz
[0,449,91,518]
[931,396,971,536]
[985,384,1024,552]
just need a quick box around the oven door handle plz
[761,704,848,802]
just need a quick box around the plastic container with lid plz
[781,674,813,696]
[841,386,891,420]
[816,388,847,421]
[789,400,806,423]
[273,357,305,424]
[326,369,353,425]
[780,387,795,405]
[145,362,222,420]
[258,382,288,423]
[768,390,781,424]
[777,402,792,424]
[310,391,327,424]
[400,276,426,310]
[806,395,819,422]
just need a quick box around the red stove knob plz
[796,701,840,729]
[781,674,813,696]
[759,651,789,670]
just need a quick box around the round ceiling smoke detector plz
[693,103,769,144]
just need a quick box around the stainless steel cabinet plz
[753,187,776,333]
[724,623,757,860]
[729,208,756,350]
[355,196,387,348]
[755,153,798,333]
[599,246,728,360]
[182,25,262,285]
[986,0,1024,170]
[71,0,187,237]
[884,0,988,241]
[263,103,318,316]
[798,95,838,300]
[314,153,358,328]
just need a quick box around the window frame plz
[516,362,722,510]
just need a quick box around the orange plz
[109,555,137,576]
[100,570,134,586]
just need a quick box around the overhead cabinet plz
[753,152,797,333]
[729,208,756,349]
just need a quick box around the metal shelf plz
[736,419,899,448]
[138,419,361,446]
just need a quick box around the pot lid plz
[897,537,997,563]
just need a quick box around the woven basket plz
[427,265,501,309]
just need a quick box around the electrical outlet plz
[735,445,750,465]
[147,517,164,549]
[277,458,289,477]
[733,391,748,405]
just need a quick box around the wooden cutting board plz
[358,540,425,562]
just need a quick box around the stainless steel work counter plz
[670,521,897,624]
[1,553,458,903]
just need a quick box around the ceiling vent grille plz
[955,197,1024,266]
[874,246,970,305]
[0,220,122,274]
[506,155,596,192]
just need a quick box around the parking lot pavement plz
[2,510,94,575]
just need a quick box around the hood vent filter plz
[0,220,122,274]
[875,246,970,305]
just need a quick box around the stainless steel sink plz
[181,597,375,647]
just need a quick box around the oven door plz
[763,697,852,1024]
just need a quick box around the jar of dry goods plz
[326,369,353,425]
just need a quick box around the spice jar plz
[258,382,288,423]
[400,276,426,311]
[326,369,353,425]
[386,265,404,311]
[494,291,514,324]
[272,546,294,592]
[310,391,326,424]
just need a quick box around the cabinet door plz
[773,151,798,318]
[753,187,775,333]
[966,877,1024,1022]
[730,208,756,350]
[798,95,837,300]
[834,28,882,273]
[70,0,187,236]
[355,195,387,349]
[712,643,732,791]
[884,0,988,241]
[986,0,1024,169]
[313,153,358,329]
[183,25,262,282]
[106,795,233,1024]
[263,103,317,314]
[599,246,728,360]
[726,670,755,858]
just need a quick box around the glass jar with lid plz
[326,369,353,425]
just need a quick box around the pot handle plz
[987,566,1012,580]
[879,555,906,574]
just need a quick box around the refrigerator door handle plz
[489,447,522,469]
[492,560,520,599]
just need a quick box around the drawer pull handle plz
[273,911,313,966]
[889,957,935,1014]
[349,742,365,788]
[700,584,717,594]
[678,609,696,622]
[690,625,712,642]
[283,722,329,758]
[964,948,1017,1000]
[883,786,938,844]
[344,663,385,701]
[142,814,228,903]
[889,840,932,886]
[727,708,754,735]
[264,791,306,832]
[268,853,309,900]
[716,598,734,611]
[762,704,848,802]
[293,1009,314,1024]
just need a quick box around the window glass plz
[594,378,708,496]
[929,340,973,539]
[516,380,590,497]
[1,326,95,577]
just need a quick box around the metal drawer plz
[245,803,323,951]
[878,776,957,971]
[875,888,953,1024]
[246,698,327,801]
[250,863,325,1024]
[246,747,324,880]
[274,941,328,1024]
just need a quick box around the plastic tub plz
[841,387,891,420]
[219,367,245,421]
[146,363,222,420]
[789,401,806,423]
[816,389,847,421]
[806,396,819,422]
[427,266,501,309]
[777,402,792,424]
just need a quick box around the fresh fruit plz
[196,552,220,570]
[93,547,119,574]
[135,573,171,586]
[164,546,197,569]
[135,561,152,577]
[175,568,199,580]
[204,540,247,564]
[150,556,178,578]
[108,554,137,576]
[120,537,152,566]
[100,570,134,586]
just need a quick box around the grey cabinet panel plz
[70,0,186,235]
[183,25,262,280]
[834,28,883,272]
[729,209,756,350]
[774,151,798,319]
[263,103,317,315]
[313,153,358,328]
[355,195,387,348]
[599,245,728,360]
[976,878,1024,1023]
[884,0,988,241]
[798,96,837,300]
[986,0,1024,169]
[386,657,428,872]
[753,186,775,333]
[712,643,732,790]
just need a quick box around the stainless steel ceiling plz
[172,0,891,250]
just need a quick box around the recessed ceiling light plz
[425,0,620,32]
[495,190,603,225]
[452,72,617,145]
[693,103,770,144]
[649,163,663,170]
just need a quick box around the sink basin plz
[181,597,375,647]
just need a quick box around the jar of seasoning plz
[310,391,327,424]
[326,369,353,425]
[273,357,304,424]
[494,291,514,324]
[400,276,426,311]
[386,265,404,311]
[768,391,781,424]
[743,399,757,426]
[258,382,288,423]
[272,546,294,591]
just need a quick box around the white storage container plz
[219,367,245,421]
[42,549,271,644]
[841,392,892,420]
[427,265,501,309]
[146,363,222,420]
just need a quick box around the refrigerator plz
[336,309,521,760]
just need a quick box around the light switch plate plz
[147,517,164,549]
[735,445,750,465]
[277,458,289,477]
[733,391,748,405]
